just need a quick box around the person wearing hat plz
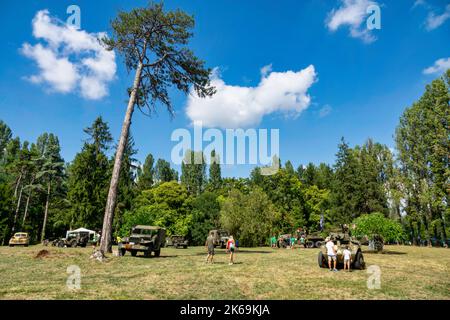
[325,237,338,272]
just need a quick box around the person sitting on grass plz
[205,233,215,264]
[227,235,236,265]
[325,237,338,272]
[343,246,352,272]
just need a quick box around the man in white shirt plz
[325,237,338,272]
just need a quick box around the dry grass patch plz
[0,245,448,300]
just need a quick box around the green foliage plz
[220,188,281,247]
[352,213,406,242]
[154,158,178,183]
[121,181,191,237]
[188,191,221,245]
[67,117,112,230]
[395,70,449,243]
[251,168,303,232]
[208,150,222,190]
[304,185,330,231]
[181,150,206,195]
[137,153,154,190]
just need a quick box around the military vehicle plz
[209,229,229,248]
[9,232,29,247]
[318,232,365,270]
[53,228,99,248]
[166,235,188,249]
[54,231,89,248]
[119,225,166,257]
[368,234,384,252]
[277,234,292,248]
[305,232,325,248]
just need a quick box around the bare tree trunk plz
[22,191,33,227]
[22,177,35,227]
[14,172,22,198]
[12,186,24,233]
[41,182,51,242]
[100,60,144,254]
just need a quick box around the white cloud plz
[186,65,317,129]
[21,10,116,100]
[425,4,450,31]
[412,0,427,10]
[423,57,450,75]
[326,0,378,43]
[319,105,332,118]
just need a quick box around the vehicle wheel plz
[174,244,178,249]
[318,251,326,268]
[9,244,13,247]
[143,250,151,258]
[120,249,126,256]
[70,239,78,248]
[131,251,137,257]
[353,251,365,270]
[25,244,29,247]
[154,249,161,257]
[306,241,314,248]
[58,241,64,248]
[183,245,188,249]
[314,241,323,248]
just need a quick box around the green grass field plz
[0,245,449,300]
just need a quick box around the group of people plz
[270,234,306,249]
[325,237,352,272]
[205,234,236,265]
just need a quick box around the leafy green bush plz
[352,213,405,242]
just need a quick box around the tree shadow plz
[364,250,407,255]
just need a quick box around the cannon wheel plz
[318,251,327,268]
[353,251,365,270]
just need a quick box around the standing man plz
[205,232,215,264]
[326,237,338,272]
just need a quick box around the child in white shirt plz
[343,246,352,272]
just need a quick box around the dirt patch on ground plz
[34,249,50,259]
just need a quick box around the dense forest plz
[0,70,448,247]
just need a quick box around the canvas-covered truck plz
[53,228,99,248]
[119,225,166,257]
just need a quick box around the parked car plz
[9,232,29,247]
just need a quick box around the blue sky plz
[0,0,449,177]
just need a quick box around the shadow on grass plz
[190,249,272,257]
[364,250,407,255]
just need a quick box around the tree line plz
[0,69,448,247]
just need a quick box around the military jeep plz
[318,232,366,270]
[166,235,188,249]
[209,229,230,248]
[119,225,166,257]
